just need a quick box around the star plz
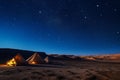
[38,10,42,14]
[96,4,100,8]
[100,13,103,17]
[114,8,117,12]
[117,32,120,34]
[84,16,87,19]
[64,14,69,17]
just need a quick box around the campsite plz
[0,49,120,80]
[0,0,120,80]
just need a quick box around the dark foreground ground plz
[0,60,120,80]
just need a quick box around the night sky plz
[0,0,120,55]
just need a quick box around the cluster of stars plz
[16,0,118,26]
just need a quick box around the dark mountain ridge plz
[0,48,47,64]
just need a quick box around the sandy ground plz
[0,61,120,80]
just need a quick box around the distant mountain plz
[49,53,120,61]
[0,48,47,64]
[95,54,120,60]
[81,54,120,61]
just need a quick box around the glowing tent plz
[44,56,51,63]
[6,58,16,66]
[6,53,27,66]
[26,53,44,64]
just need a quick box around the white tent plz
[26,53,44,64]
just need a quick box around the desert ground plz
[0,60,120,80]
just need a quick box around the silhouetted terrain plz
[0,48,47,64]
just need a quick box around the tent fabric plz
[7,53,27,66]
[44,56,50,63]
[26,53,44,64]
[14,53,27,65]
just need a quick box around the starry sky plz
[0,0,120,55]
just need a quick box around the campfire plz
[6,58,17,66]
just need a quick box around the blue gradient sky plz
[0,0,120,55]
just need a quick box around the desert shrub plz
[67,70,77,75]
[56,75,66,80]
[76,76,81,79]
[17,69,22,72]
[43,70,56,76]
[59,70,62,72]
[0,70,12,75]
[26,68,32,70]
[31,76,38,79]
[47,72,56,76]
[97,71,112,78]
[43,70,52,73]
[22,78,29,80]
[0,69,22,75]
[31,71,45,76]
[30,76,42,80]
[85,75,97,80]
